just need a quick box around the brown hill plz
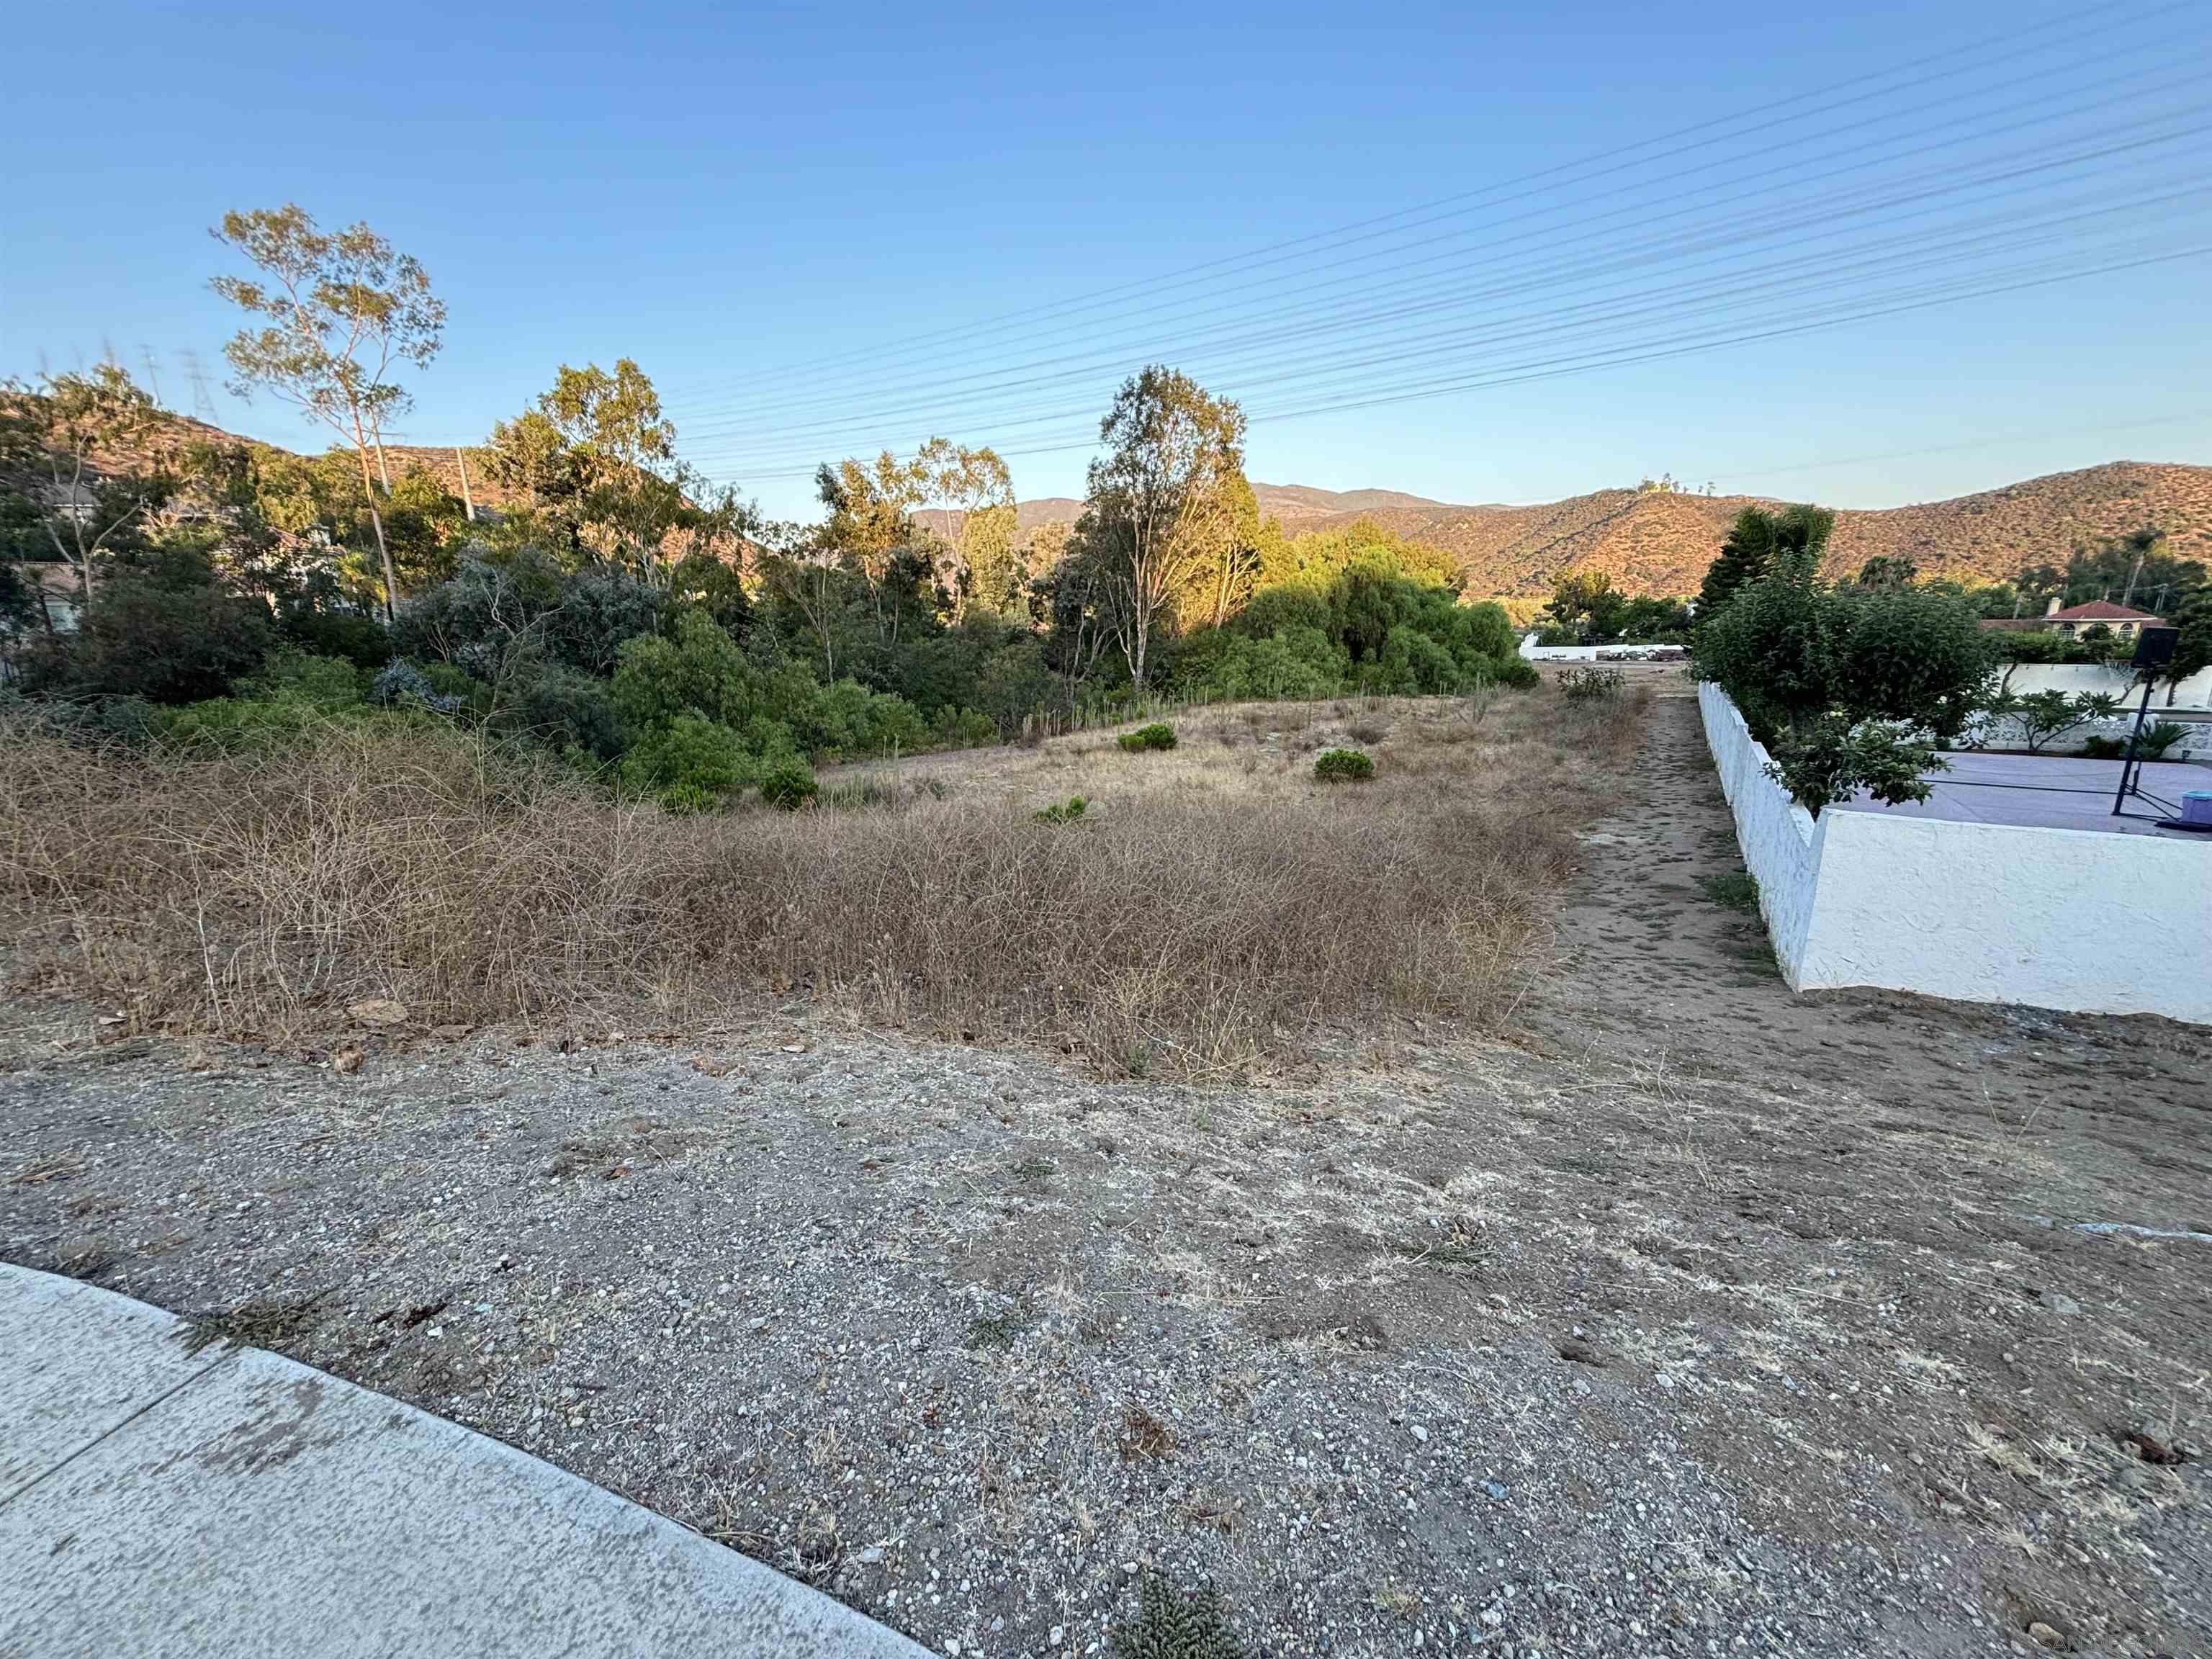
[49,403,2211,600]
[43,403,526,516]
[1235,466,2212,597]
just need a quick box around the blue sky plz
[7,0,2208,520]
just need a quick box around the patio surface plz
[1832,750,2212,837]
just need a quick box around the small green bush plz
[619,714,755,812]
[1765,714,1938,815]
[1557,665,1625,701]
[931,705,999,750]
[1495,655,1541,688]
[1111,1576,1248,1659]
[2077,734,2126,760]
[1033,795,1087,824]
[1118,721,1178,752]
[757,755,819,809]
[1697,868,1761,912]
[2138,719,2188,760]
[819,777,903,811]
[1313,747,1375,783]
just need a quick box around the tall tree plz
[816,449,931,647]
[2158,588,2212,706]
[210,204,446,619]
[0,362,171,603]
[485,360,750,580]
[1697,503,1834,621]
[914,439,1016,620]
[2062,529,2201,613]
[1083,367,1247,687]
[1180,473,1268,629]
[1542,568,1633,644]
[1851,554,1919,590]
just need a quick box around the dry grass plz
[0,687,1645,1076]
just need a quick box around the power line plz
[678,117,2210,462]
[669,33,2203,436]
[1717,409,2212,482]
[648,0,2186,407]
[680,135,2211,472]
[705,246,2211,483]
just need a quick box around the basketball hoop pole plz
[2110,626,2181,817]
[2111,670,2157,817]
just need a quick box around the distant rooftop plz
[2046,600,2165,623]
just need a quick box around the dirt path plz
[4,685,2208,1658]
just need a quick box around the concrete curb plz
[0,1264,930,1658]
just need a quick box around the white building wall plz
[1799,813,2212,1023]
[1696,681,1823,984]
[1696,682,2212,1024]
[1996,661,2212,708]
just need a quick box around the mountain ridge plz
[51,406,2208,602]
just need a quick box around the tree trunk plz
[349,421,400,621]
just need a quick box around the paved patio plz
[1832,751,2212,838]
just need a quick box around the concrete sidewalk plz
[0,1264,928,1658]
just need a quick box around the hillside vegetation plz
[67,404,2211,607]
[1054,464,2208,599]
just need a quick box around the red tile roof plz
[2048,600,2165,623]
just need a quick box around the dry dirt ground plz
[4,680,2208,1658]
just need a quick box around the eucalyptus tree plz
[210,204,446,619]
[1083,367,1246,688]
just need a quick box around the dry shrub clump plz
[0,691,1642,1075]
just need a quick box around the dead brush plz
[0,690,1640,1078]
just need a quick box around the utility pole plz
[454,447,477,523]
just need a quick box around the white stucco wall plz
[1997,662,2212,708]
[1799,813,2212,1022]
[1696,683,2212,1023]
[1519,634,1687,662]
[1971,662,2212,758]
[1696,681,1822,984]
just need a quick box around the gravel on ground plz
[4,685,2206,1658]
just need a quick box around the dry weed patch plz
[0,688,1642,1074]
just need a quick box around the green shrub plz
[248,652,365,710]
[499,661,621,761]
[1696,570,1993,745]
[931,704,999,750]
[277,606,391,672]
[618,713,755,812]
[757,754,819,809]
[151,695,331,750]
[1764,714,1938,815]
[1033,795,1087,824]
[1493,655,1540,688]
[1118,721,1177,752]
[1313,747,1375,783]
[24,567,274,705]
[1557,665,1624,702]
[1111,1576,1248,1659]
[2137,719,2188,760]
[1697,868,1761,912]
[2078,734,2126,759]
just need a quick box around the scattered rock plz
[347,998,409,1027]
[2119,1429,2184,1467]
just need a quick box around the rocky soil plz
[4,688,2208,1658]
